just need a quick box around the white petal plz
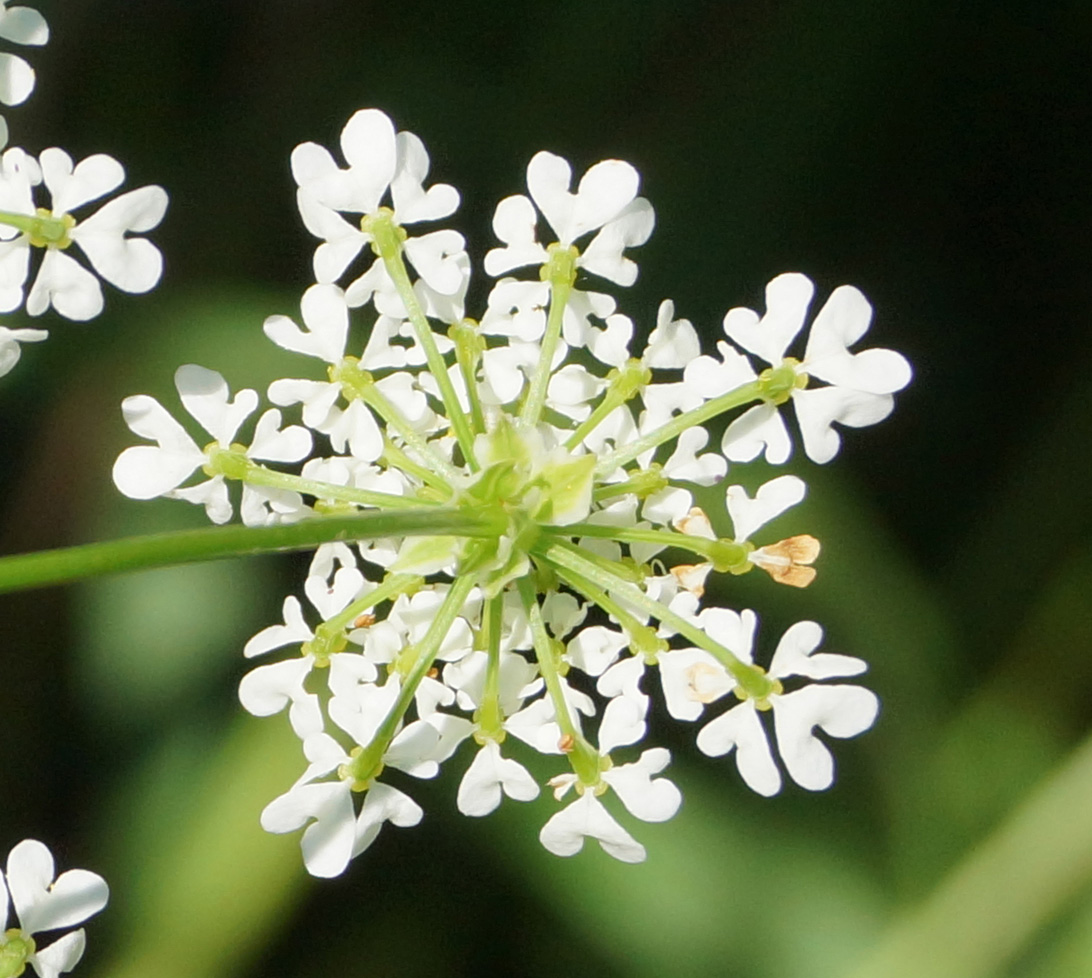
[602,747,682,822]
[725,474,806,542]
[248,408,312,463]
[772,684,879,790]
[352,782,423,858]
[792,386,894,464]
[597,693,647,754]
[539,792,646,863]
[721,402,793,465]
[0,7,48,46]
[0,52,33,106]
[26,250,102,320]
[243,596,312,657]
[696,702,782,797]
[29,930,85,978]
[767,620,868,680]
[338,109,398,212]
[70,185,167,288]
[262,781,355,879]
[41,150,124,215]
[484,194,546,275]
[175,364,258,444]
[722,272,814,366]
[7,840,108,935]
[457,740,539,816]
[390,130,459,224]
[110,445,200,502]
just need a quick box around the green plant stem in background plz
[842,728,1092,978]
[0,509,505,594]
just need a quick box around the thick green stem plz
[367,212,479,471]
[0,508,505,594]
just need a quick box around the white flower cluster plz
[0,839,108,978]
[0,2,167,378]
[113,108,911,875]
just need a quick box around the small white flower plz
[112,364,311,524]
[485,151,654,286]
[0,322,44,376]
[0,147,167,320]
[710,272,912,464]
[239,545,376,739]
[0,839,107,978]
[260,731,423,878]
[677,612,879,796]
[293,109,465,306]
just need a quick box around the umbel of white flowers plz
[113,108,911,875]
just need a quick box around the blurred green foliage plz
[2,1,1091,976]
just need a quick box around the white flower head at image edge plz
[0,0,49,148]
[0,147,168,320]
[0,840,108,978]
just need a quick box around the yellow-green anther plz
[734,666,783,704]
[0,929,33,978]
[360,207,407,250]
[203,443,251,480]
[341,744,384,790]
[759,358,805,405]
[540,242,579,286]
[26,209,76,249]
[708,539,753,573]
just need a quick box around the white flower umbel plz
[113,106,910,873]
[0,1,48,147]
[673,611,879,796]
[293,108,465,310]
[112,364,312,525]
[0,147,167,320]
[0,839,107,978]
[694,272,912,464]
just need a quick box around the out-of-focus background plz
[2,2,1091,976]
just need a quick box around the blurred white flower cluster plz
[113,107,911,875]
[0,2,167,378]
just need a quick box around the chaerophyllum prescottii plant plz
[106,107,911,875]
[0,0,910,902]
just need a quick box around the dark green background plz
[1,2,1090,976]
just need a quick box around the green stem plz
[368,213,480,471]
[554,522,749,566]
[317,572,423,637]
[346,573,477,782]
[238,459,437,510]
[839,729,1092,978]
[533,553,665,659]
[333,359,460,486]
[474,594,506,739]
[519,246,577,427]
[0,508,505,594]
[450,320,487,436]
[516,576,600,782]
[537,539,766,694]
[594,378,765,475]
